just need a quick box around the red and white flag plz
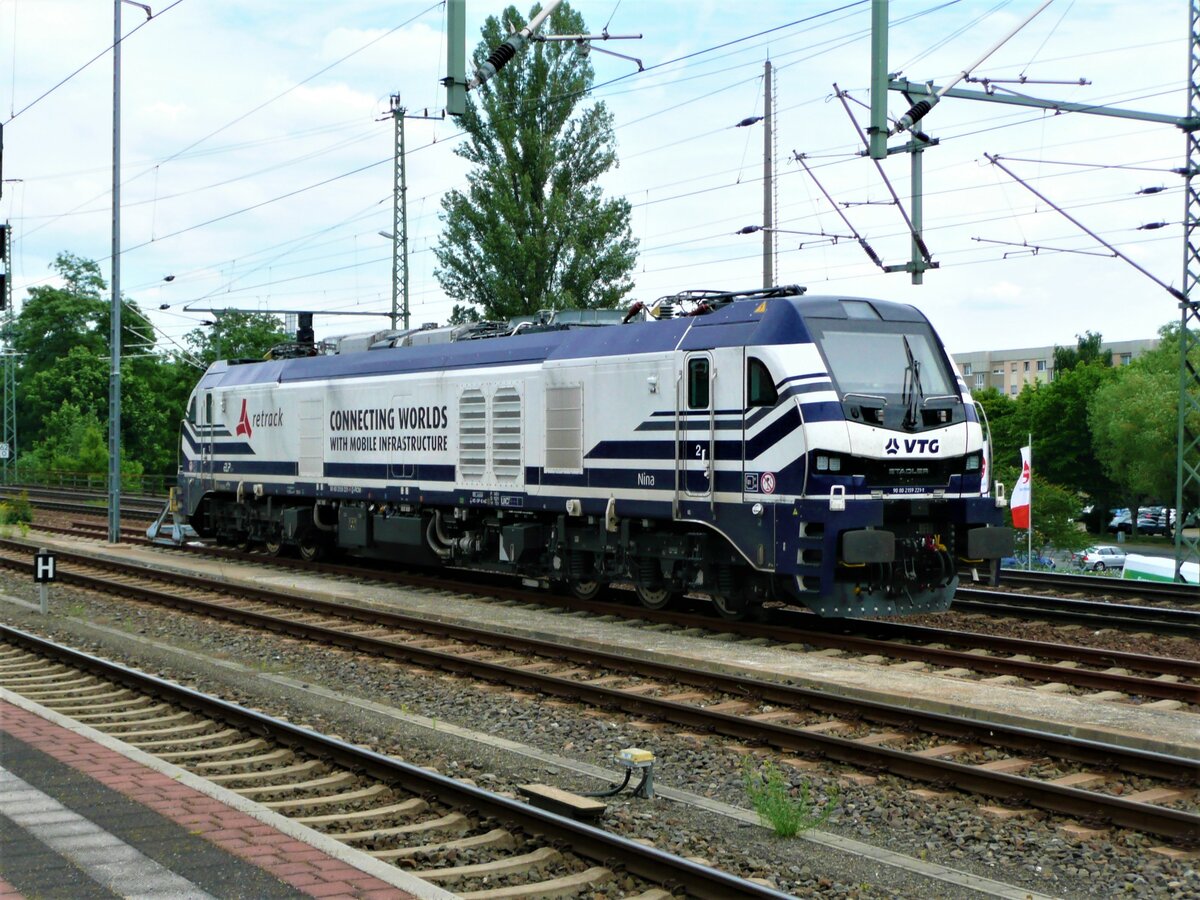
[1011,446,1031,529]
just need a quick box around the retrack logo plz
[235,399,252,439]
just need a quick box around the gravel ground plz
[2,571,1198,899]
[904,609,1200,664]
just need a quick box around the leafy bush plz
[0,492,32,525]
[742,758,837,837]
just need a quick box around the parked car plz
[1072,545,1127,571]
[1001,552,1056,570]
[1107,511,1132,534]
[1137,508,1175,537]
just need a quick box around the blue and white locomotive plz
[174,286,1011,618]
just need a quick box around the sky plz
[0,0,1191,363]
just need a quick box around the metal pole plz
[38,547,49,614]
[2,220,13,484]
[1027,434,1033,570]
[910,142,924,285]
[108,0,122,545]
[445,0,467,116]
[1176,0,1200,580]
[389,96,402,331]
[868,0,888,160]
[400,106,409,331]
[762,60,773,289]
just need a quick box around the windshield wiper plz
[901,335,924,430]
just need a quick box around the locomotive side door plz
[200,389,215,491]
[389,388,415,480]
[677,352,714,508]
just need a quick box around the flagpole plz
[1027,432,1033,570]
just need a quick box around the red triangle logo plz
[235,399,252,438]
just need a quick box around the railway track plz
[998,568,1198,607]
[14,531,1200,702]
[2,538,1196,843]
[0,626,779,899]
[955,586,1200,637]
[34,499,1199,637]
[1,485,164,506]
[4,487,162,521]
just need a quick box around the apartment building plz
[950,338,1158,396]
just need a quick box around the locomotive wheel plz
[568,579,604,601]
[712,593,748,620]
[264,536,283,557]
[296,532,328,562]
[634,583,678,610]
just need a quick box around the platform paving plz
[0,695,454,899]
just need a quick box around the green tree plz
[10,253,108,373]
[20,346,108,446]
[1089,322,1199,525]
[20,402,142,488]
[182,311,287,366]
[9,252,202,481]
[1052,330,1109,374]
[1019,362,1116,496]
[975,363,1117,533]
[973,386,1022,472]
[434,2,638,321]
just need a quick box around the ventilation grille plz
[459,389,487,479]
[546,385,583,472]
[491,386,522,482]
[298,398,324,478]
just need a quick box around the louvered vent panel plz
[459,389,487,479]
[545,385,583,472]
[491,387,523,483]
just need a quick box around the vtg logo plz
[886,437,940,455]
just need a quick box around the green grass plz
[742,758,837,837]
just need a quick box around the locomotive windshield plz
[809,319,956,402]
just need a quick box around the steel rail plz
[0,625,787,900]
[955,588,1200,637]
[13,498,160,520]
[997,569,1198,606]
[4,542,1196,840]
[12,538,1195,703]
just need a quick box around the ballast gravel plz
[1,573,1197,899]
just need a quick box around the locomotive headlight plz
[829,457,841,472]
[965,452,982,472]
[816,455,829,471]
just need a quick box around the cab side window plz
[747,358,778,407]
[687,358,710,409]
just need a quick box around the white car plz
[1074,545,1127,571]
